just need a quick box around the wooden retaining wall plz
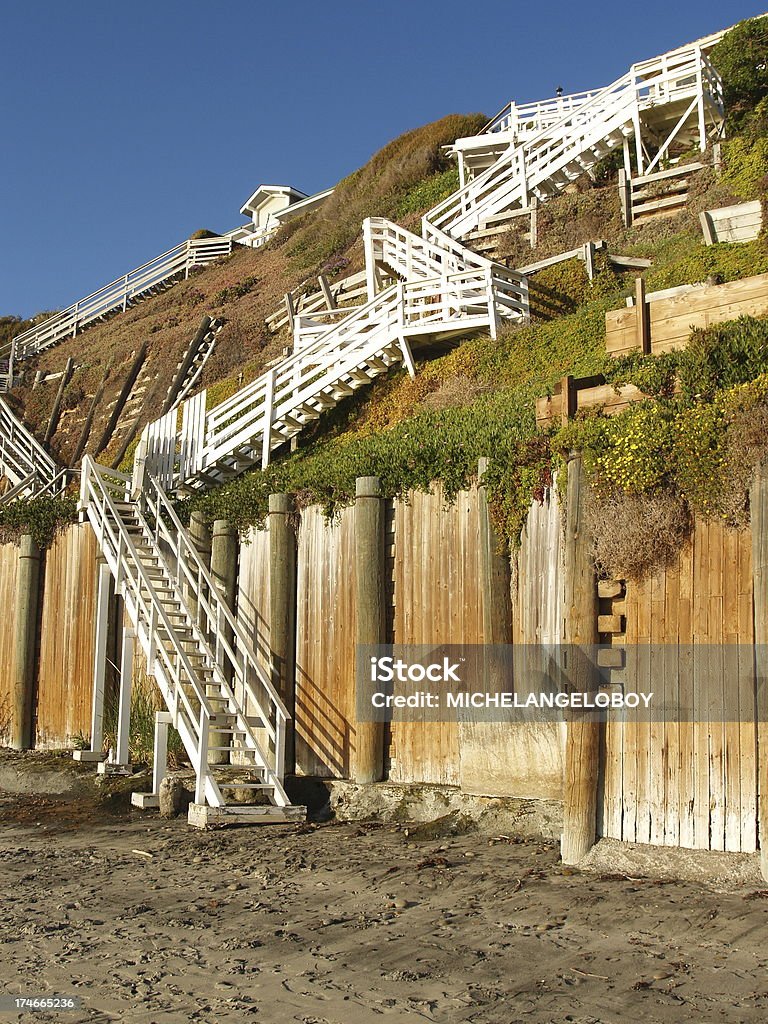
[0,526,100,748]
[0,489,763,858]
[35,526,99,748]
[602,521,757,852]
[234,486,566,796]
[605,272,768,357]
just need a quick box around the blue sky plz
[1,0,765,318]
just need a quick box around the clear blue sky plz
[1,0,764,319]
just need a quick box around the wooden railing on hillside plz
[0,237,233,384]
[0,397,65,501]
[426,46,723,241]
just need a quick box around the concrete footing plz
[187,802,307,829]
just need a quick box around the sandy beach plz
[0,755,767,1024]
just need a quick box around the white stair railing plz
[2,237,233,378]
[80,456,291,808]
[126,41,719,499]
[168,265,524,487]
[0,397,65,501]
[426,45,722,240]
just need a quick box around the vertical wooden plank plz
[737,526,758,853]
[678,536,696,849]
[708,521,726,852]
[750,464,768,879]
[692,519,711,849]
[723,525,742,852]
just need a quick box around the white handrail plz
[0,397,64,500]
[5,236,232,367]
[426,45,721,238]
[81,456,291,803]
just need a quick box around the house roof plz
[239,184,308,217]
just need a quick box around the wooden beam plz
[561,453,601,865]
[161,315,212,415]
[317,274,337,310]
[70,359,112,467]
[352,476,386,783]
[93,343,147,458]
[635,278,650,355]
[750,461,768,882]
[284,292,295,332]
[44,356,75,443]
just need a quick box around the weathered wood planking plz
[0,542,20,743]
[606,273,768,357]
[234,525,272,761]
[701,201,762,246]
[464,488,565,800]
[35,525,99,747]
[603,520,757,852]
[294,505,357,777]
[536,383,644,428]
[390,487,482,787]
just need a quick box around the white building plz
[226,184,335,247]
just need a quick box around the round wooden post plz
[353,476,386,783]
[751,462,768,882]
[269,493,297,774]
[209,519,238,764]
[478,458,512,646]
[11,534,41,750]
[184,511,211,621]
[561,453,601,865]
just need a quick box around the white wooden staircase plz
[79,456,304,826]
[71,35,727,829]
[427,44,723,241]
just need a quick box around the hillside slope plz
[4,114,483,469]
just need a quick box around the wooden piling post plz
[210,519,239,764]
[478,458,512,647]
[78,561,113,760]
[618,169,632,227]
[750,461,768,882]
[561,453,601,865]
[10,534,41,750]
[352,476,386,783]
[635,277,650,355]
[269,493,297,773]
[184,511,211,624]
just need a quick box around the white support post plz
[122,275,129,312]
[696,48,707,152]
[518,150,529,208]
[152,711,171,796]
[633,103,644,176]
[486,268,499,340]
[114,626,135,766]
[74,561,113,763]
[399,335,417,379]
[195,707,210,805]
[275,710,286,784]
[363,219,377,302]
[584,242,595,282]
[261,368,275,470]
